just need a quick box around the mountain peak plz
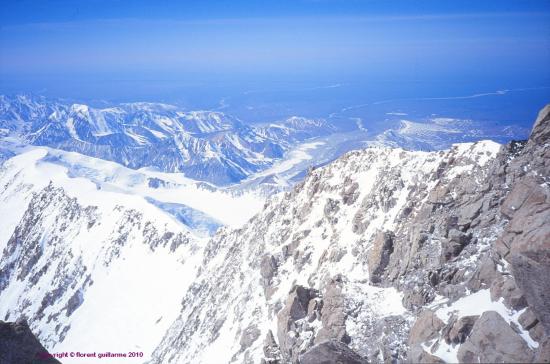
[530,103,550,146]
[69,103,90,115]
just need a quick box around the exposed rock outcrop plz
[457,311,533,363]
[443,315,478,345]
[367,230,394,283]
[277,285,319,362]
[315,278,349,345]
[0,319,61,364]
[299,340,367,364]
[405,105,550,362]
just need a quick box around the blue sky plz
[1,0,549,100]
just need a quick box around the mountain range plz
[0,95,337,185]
[0,95,547,363]
[0,94,530,188]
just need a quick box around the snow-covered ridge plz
[0,149,206,363]
[149,137,512,363]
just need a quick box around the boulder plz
[443,315,478,344]
[299,340,367,364]
[490,275,527,310]
[457,311,534,363]
[408,309,445,346]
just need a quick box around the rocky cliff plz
[0,319,61,364]
[150,104,549,363]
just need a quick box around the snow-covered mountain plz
[0,96,546,363]
[0,95,336,185]
[370,117,530,151]
[0,148,210,362]
[0,94,529,188]
[149,105,549,363]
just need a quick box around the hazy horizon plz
[2,0,550,105]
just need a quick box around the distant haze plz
[1,0,550,106]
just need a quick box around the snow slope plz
[0,149,205,363]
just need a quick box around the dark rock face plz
[508,184,550,333]
[0,319,61,364]
[367,230,394,283]
[444,315,478,345]
[457,311,534,363]
[299,340,367,364]
[315,279,349,345]
[496,105,550,335]
[277,285,319,362]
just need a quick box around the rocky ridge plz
[149,104,549,363]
